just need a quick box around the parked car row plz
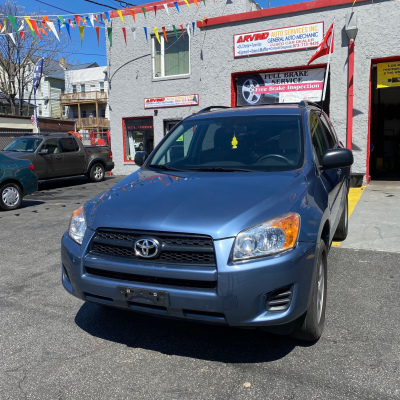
[0,132,114,211]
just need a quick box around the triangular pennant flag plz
[58,16,65,24]
[184,0,191,8]
[89,14,95,26]
[131,27,136,41]
[174,2,180,12]
[79,25,85,46]
[68,19,75,29]
[95,26,100,45]
[144,26,148,42]
[47,21,60,41]
[153,27,160,44]
[153,6,157,16]
[95,15,100,24]
[29,19,42,39]
[7,15,19,33]
[117,10,124,23]
[105,12,111,22]
[141,7,146,18]
[180,24,184,38]
[122,27,127,44]
[40,28,48,35]
[130,9,136,22]
[0,21,2,32]
[18,20,24,31]
[74,15,81,25]
[186,23,191,39]
[192,22,195,34]
[193,0,199,7]
[202,0,206,5]
[20,31,25,40]
[162,26,168,42]
[1,19,6,33]
[107,27,112,46]
[8,33,16,45]
[172,24,178,39]
[64,22,71,38]
[163,4,169,15]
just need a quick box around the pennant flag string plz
[162,26,168,42]
[79,25,85,46]
[163,4,169,15]
[122,26,127,45]
[117,10,124,23]
[153,26,160,44]
[144,26,148,42]
[95,26,100,45]
[129,9,136,22]
[47,21,60,41]
[107,26,112,46]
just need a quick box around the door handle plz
[79,153,84,157]
[55,156,62,160]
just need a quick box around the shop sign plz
[236,68,325,106]
[234,22,324,58]
[377,62,400,88]
[144,94,199,109]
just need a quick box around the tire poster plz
[236,68,325,106]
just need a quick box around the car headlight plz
[69,205,87,245]
[232,213,300,261]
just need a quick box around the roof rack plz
[298,100,322,110]
[197,106,231,113]
[23,132,72,137]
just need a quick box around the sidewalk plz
[339,181,400,253]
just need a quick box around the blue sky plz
[14,0,308,66]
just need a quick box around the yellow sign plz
[377,62,400,88]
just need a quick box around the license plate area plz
[118,286,169,307]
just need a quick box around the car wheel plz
[240,76,264,105]
[89,163,105,182]
[291,241,327,342]
[333,194,348,241]
[0,183,23,211]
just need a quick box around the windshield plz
[3,137,42,152]
[147,115,304,172]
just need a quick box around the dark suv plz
[62,101,353,342]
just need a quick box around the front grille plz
[85,267,217,289]
[90,229,216,266]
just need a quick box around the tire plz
[291,241,327,342]
[240,76,264,106]
[0,183,23,211]
[333,194,348,241]
[89,163,105,182]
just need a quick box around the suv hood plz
[87,169,308,240]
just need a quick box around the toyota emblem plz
[134,238,161,259]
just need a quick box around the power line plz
[33,0,74,14]
[82,0,118,10]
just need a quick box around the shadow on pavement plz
[37,175,118,191]
[75,302,307,363]
[20,199,45,209]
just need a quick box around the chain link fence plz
[0,132,31,150]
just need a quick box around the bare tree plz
[0,1,76,116]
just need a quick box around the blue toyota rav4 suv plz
[61,102,353,341]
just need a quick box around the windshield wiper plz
[188,167,252,172]
[147,164,182,171]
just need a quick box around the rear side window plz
[320,114,337,148]
[61,137,79,153]
[310,113,329,164]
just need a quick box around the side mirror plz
[38,148,49,155]
[134,151,148,166]
[321,148,353,170]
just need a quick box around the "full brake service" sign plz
[234,22,324,58]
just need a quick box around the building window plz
[72,85,77,93]
[100,82,104,92]
[38,104,42,116]
[153,32,190,78]
[123,117,154,161]
[80,84,85,92]
[81,110,87,118]
[73,109,78,118]
[62,106,67,116]
[100,108,106,118]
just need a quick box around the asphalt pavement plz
[0,176,399,399]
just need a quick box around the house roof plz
[30,57,99,80]
[0,92,34,107]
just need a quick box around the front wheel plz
[0,183,23,211]
[89,163,105,182]
[291,241,327,342]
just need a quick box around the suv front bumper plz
[61,230,317,328]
